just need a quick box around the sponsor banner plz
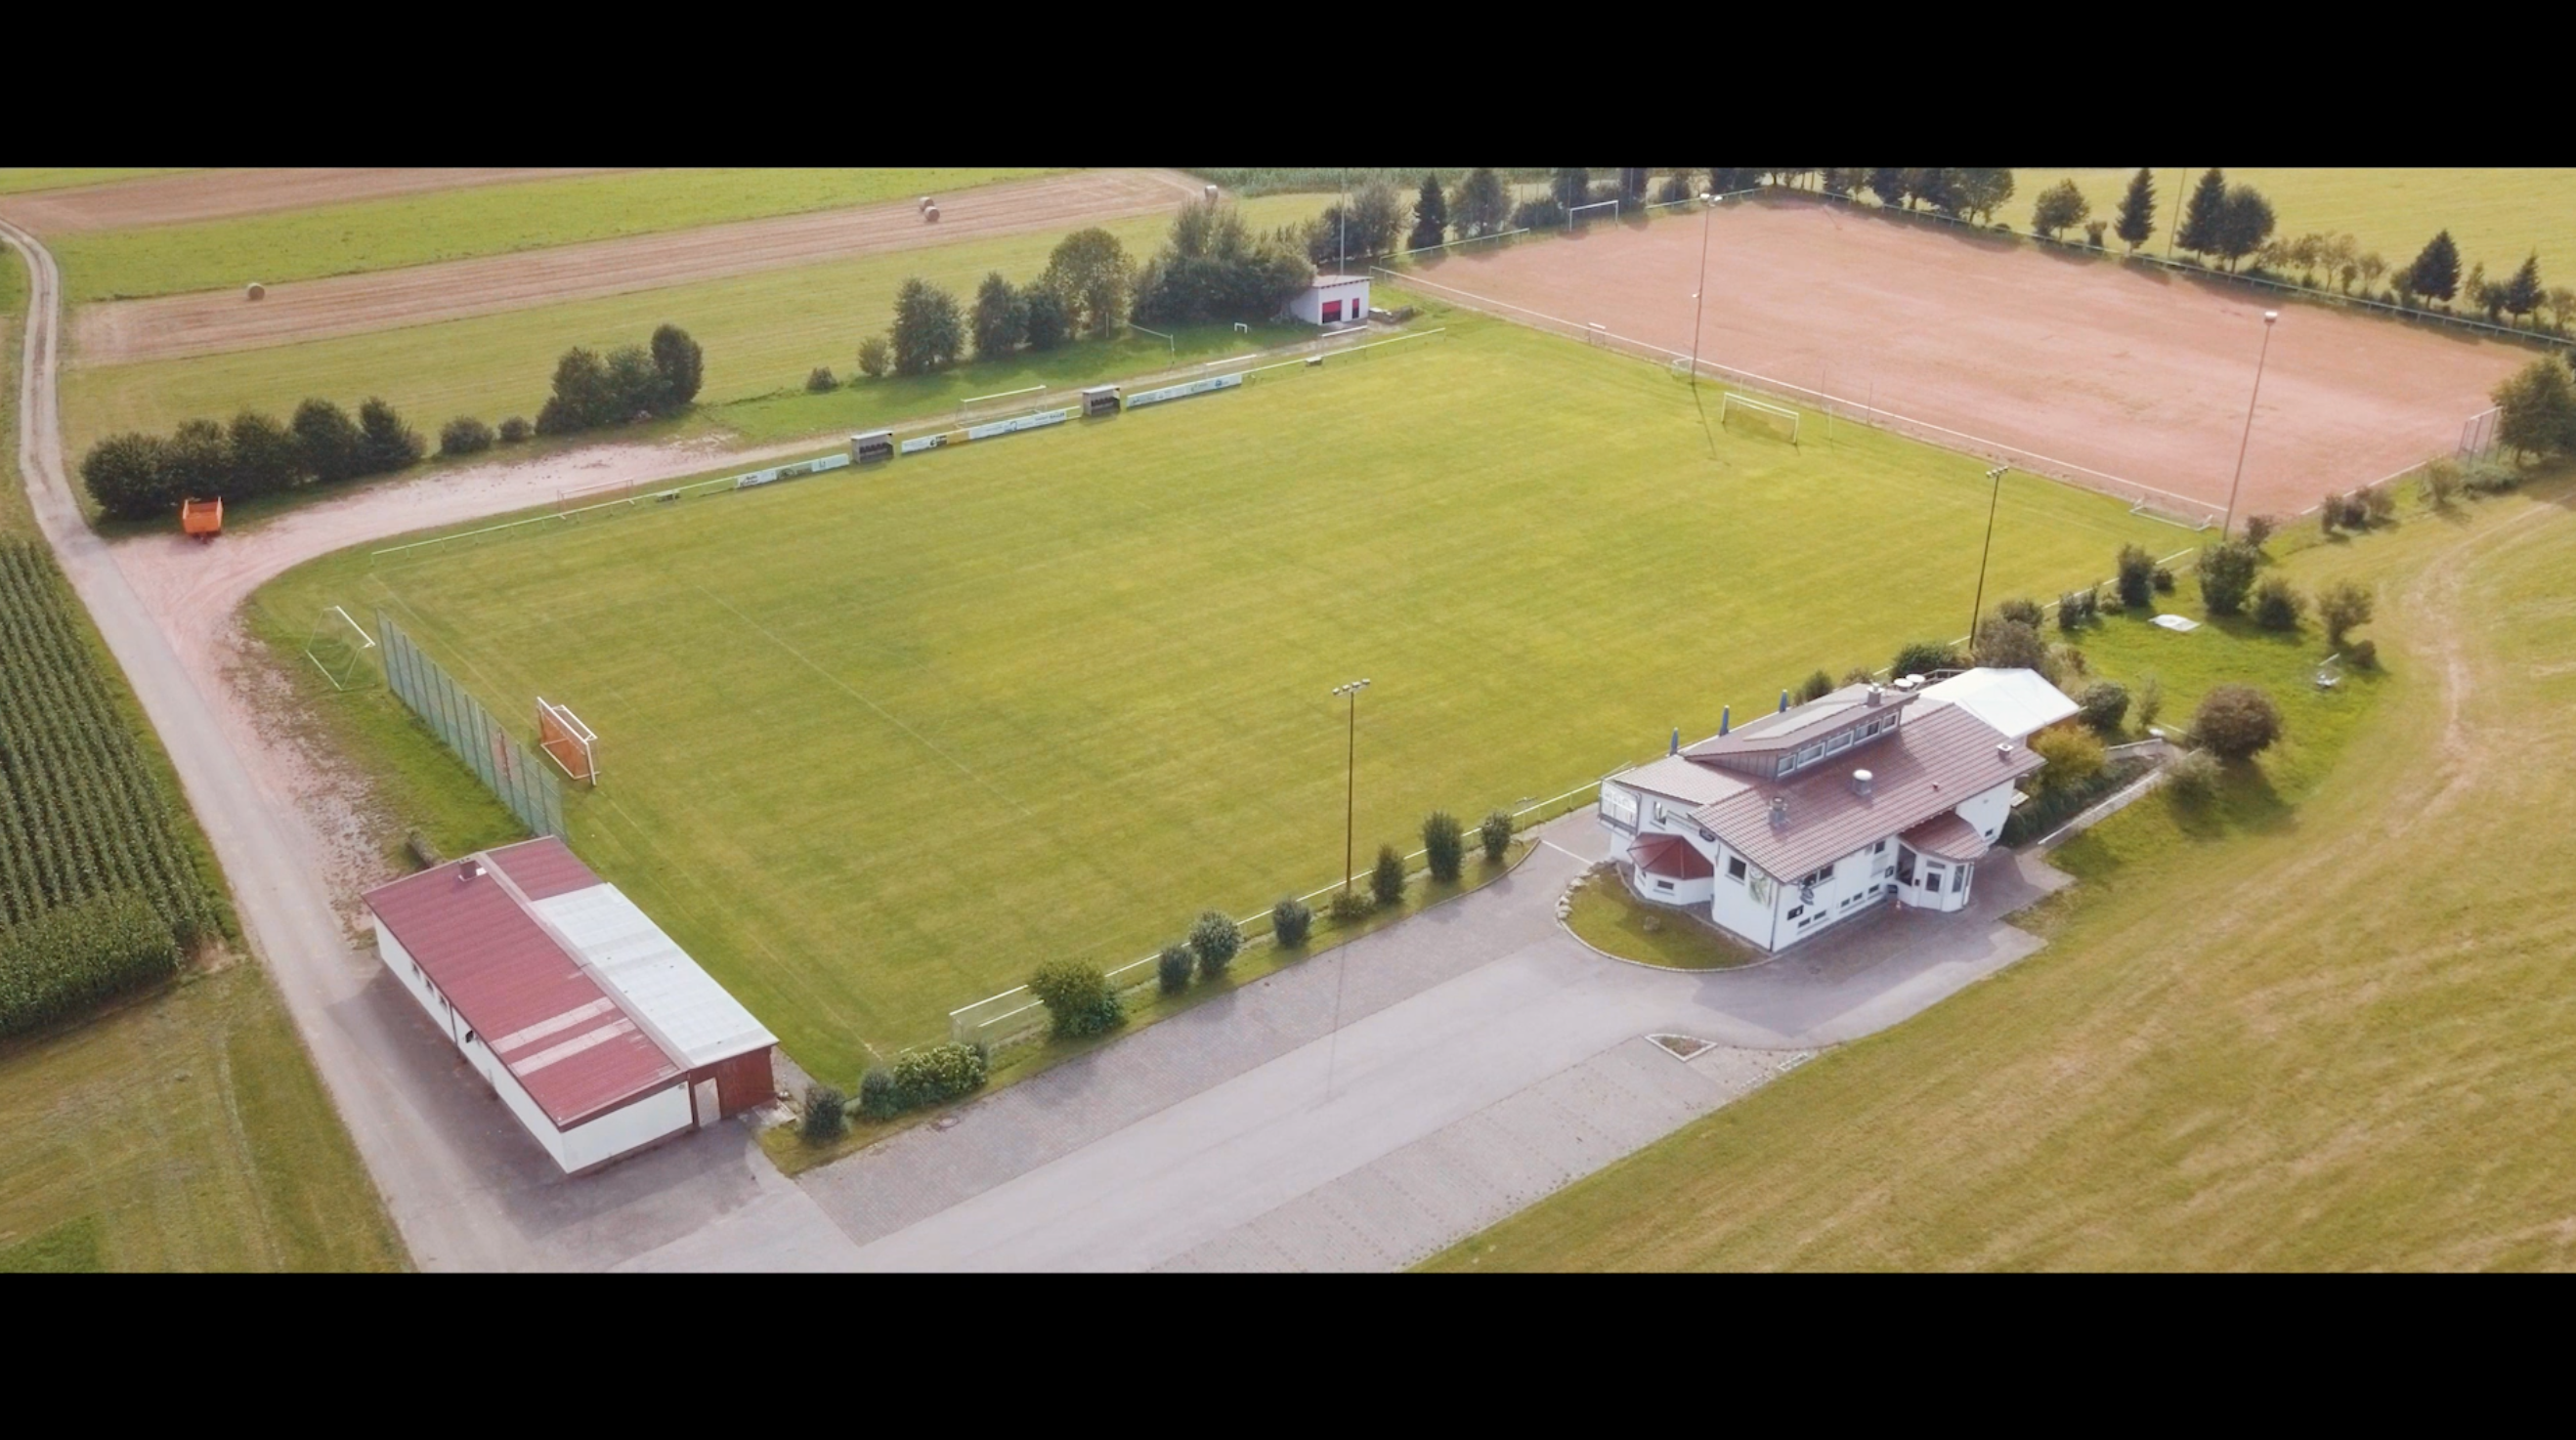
[733,452,852,490]
[1125,372,1244,408]
[965,407,1070,442]
[900,434,949,455]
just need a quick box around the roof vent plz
[1852,769,1873,797]
[1997,742,2011,761]
[457,860,485,883]
[1769,796,1789,827]
[1867,684,1882,706]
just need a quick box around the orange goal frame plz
[537,698,597,784]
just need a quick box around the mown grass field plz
[254,313,2180,1081]
[2011,167,2575,278]
[60,194,1327,459]
[1427,473,2576,1270]
[51,168,1060,302]
[0,168,185,197]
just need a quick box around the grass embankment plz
[1566,871,1755,970]
[59,194,1327,458]
[0,168,185,197]
[1427,473,2576,1270]
[51,167,1062,301]
[252,308,2177,1080]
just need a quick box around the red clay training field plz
[1403,195,2533,522]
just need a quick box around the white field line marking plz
[1541,838,1591,862]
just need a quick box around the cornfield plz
[0,539,215,948]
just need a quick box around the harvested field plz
[74,170,1207,365]
[1406,195,2533,522]
[0,168,621,234]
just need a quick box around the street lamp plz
[1332,679,1371,893]
[1688,191,1716,388]
[2222,310,2281,539]
[1968,464,2008,646]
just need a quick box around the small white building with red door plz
[363,836,778,1175]
[1597,668,2074,953]
[1288,274,1371,327]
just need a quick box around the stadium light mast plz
[1333,679,1371,893]
[2222,311,2281,539]
[1968,464,2008,647]
[1688,191,1715,389]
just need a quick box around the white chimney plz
[1769,796,1789,827]
[1997,743,2011,761]
[1852,769,1873,797]
[1867,685,1882,706]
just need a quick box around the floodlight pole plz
[2221,311,2280,540]
[1334,679,1371,892]
[1688,192,1715,389]
[1968,465,2008,644]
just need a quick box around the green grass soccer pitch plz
[313,312,2180,1080]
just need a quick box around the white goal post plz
[304,605,377,691]
[537,698,598,784]
[1567,198,1620,229]
[1719,392,1801,444]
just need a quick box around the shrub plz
[2115,544,2157,608]
[799,1084,847,1143]
[0,892,181,1039]
[2030,722,2106,793]
[1972,616,2047,672]
[1328,888,1372,924]
[79,432,179,521]
[292,398,365,483]
[1996,597,2044,629]
[2243,514,2277,549]
[1795,669,1834,703]
[437,416,494,458]
[2252,575,2306,631]
[2318,498,2340,537]
[858,1067,902,1120]
[2056,592,2085,633]
[2347,638,2379,669]
[2165,747,2221,801]
[1027,959,1123,1039]
[2317,580,2374,647]
[1841,665,1876,687]
[2153,565,2176,594]
[2192,684,2283,760]
[805,366,838,393]
[1370,844,1407,908]
[856,335,891,379]
[1422,811,1464,883]
[1480,810,1514,865]
[2424,458,2463,507]
[2361,484,2396,524]
[355,397,425,475]
[2077,680,2129,735]
[1892,640,1961,678]
[1158,943,1195,995]
[651,323,706,409]
[2135,674,2165,731]
[892,1042,988,1108]
[1188,910,1241,978]
[1271,896,1312,949]
[496,415,532,444]
[2196,540,2260,616]
[2462,456,2520,494]
[226,408,303,496]
[1512,195,1568,230]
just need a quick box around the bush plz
[437,416,494,458]
[1421,811,1464,883]
[1972,616,2047,672]
[2317,580,2373,647]
[2165,747,2221,801]
[1892,640,1961,678]
[2135,674,2165,731]
[1188,910,1241,979]
[1480,810,1514,865]
[2153,565,2175,594]
[1370,844,1407,908]
[651,323,706,409]
[2319,497,2341,536]
[799,1083,847,1144]
[856,335,891,379]
[2115,544,2157,609]
[2030,722,2106,793]
[1328,887,1372,924]
[292,398,365,483]
[1790,669,1831,703]
[805,366,838,393]
[2361,484,2396,523]
[2243,514,2277,549]
[2424,459,2462,508]
[354,397,424,476]
[1271,896,1312,949]
[2252,575,2306,631]
[2192,684,2283,760]
[496,415,531,444]
[1996,597,2044,629]
[79,432,179,521]
[2196,540,2260,616]
[2056,592,2086,633]
[1512,195,1568,230]
[1157,943,1195,995]
[858,1067,902,1120]
[0,892,181,1039]
[1027,959,1123,1039]
[2077,680,2129,735]
[892,1042,988,1109]
[2462,456,2520,494]
[2347,638,2379,669]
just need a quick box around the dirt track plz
[1410,195,2531,521]
[73,169,1208,365]
[0,168,626,234]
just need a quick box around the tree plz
[1021,286,1072,351]
[535,349,611,435]
[1451,167,1512,238]
[889,277,966,376]
[2030,179,2089,239]
[2077,681,2129,735]
[1158,943,1195,995]
[2031,721,2105,792]
[1955,168,2015,224]
[602,346,661,421]
[1867,167,1907,208]
[2317,580,2374,649]
[970,272,1025,362]
[1617,167,1651,203]
[1026,958,1122,1039]
[1480,810,1514,865]
[437,416,494,458]
[79,433,176,520]
[1408,174,1449,251]
[799,1084,846,1144]
[2492,356,2576,457]
[497,416,532,444]
[2175,168,2228,258]
[2115,543,2157,609]
[1971,616,2047,672]
[1370,843,1406,908]
[227,409,302,495]
[855,335,891,379]
[2504,253,2545,323]
[2135,674,2165,731]
[1043,229,1134,337]
[2213,187,2275,271]
[1271,897,1312,949]
[1796,668,1834,702]
[1996,597,2044,629]
[2193,684,2283,760]
[1909,167,1961,216]
[157,419,224,508]
[649,323,704,409]
[2405,231,2462,303]
[353,398,424,475]
[1552,168,1590,212]
[1309,180,1406,265]
[2114,167,2157,253]
[1188,910,1241,979]
[2252,575,2305,632]
[2196,540,2260,616]
[292,398,365,482]
[1422,811,1464,884]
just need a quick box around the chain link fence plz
[378,611,567,839]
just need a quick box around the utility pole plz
[1968,465,2008,645]
[1333,679,1370,892]
[1688,191,1715,388]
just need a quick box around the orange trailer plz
[180,496,223,540]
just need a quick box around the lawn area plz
[50,168,1061,301]
[252,311,2179,1083]
[0,963,405,1271]
[1425,472,2576,1270]
[59,194,1328,458]
[0,168,186,197]
[2011,167,2576,279]
[1565,870,1754,970]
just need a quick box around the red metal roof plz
[1901,811,1993,864]
[1631,832,1716,880]
[485,835,601,902]
[364,857,678,1129]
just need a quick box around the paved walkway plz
[789,810,2069,1272]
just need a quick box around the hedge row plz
[857,1042,989,1121]
[0,891,180,1039]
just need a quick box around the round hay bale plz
[245,281,266,301]
[1204,183,1220,202]
[919,195,933,212]
[923,204,940,223]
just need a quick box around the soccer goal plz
[2458,405,2501,459]
[1567,198,1620,231]
[1719,392,1801,445]
[557,477,638,516]
[304,606,377,691]
[537,698,598,784]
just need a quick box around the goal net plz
[1719,392,1801,445]
[558,478,639,516]
[304,606,377,691]
[1567,198,1620,230]
[2458,405,2500,459]
[537,698,598,784]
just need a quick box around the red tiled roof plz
[1901,811,1992,864]
[485,835,600,902]
[1692,703,2042,879]
[1632,832,1715,880]
[364,858,679,1129]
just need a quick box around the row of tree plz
[82,397,424,520]
[535,323,704,436]
[860,229,1141,380]
[2493,355,2576,457]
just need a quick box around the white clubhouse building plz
[1598,668,2077,953]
